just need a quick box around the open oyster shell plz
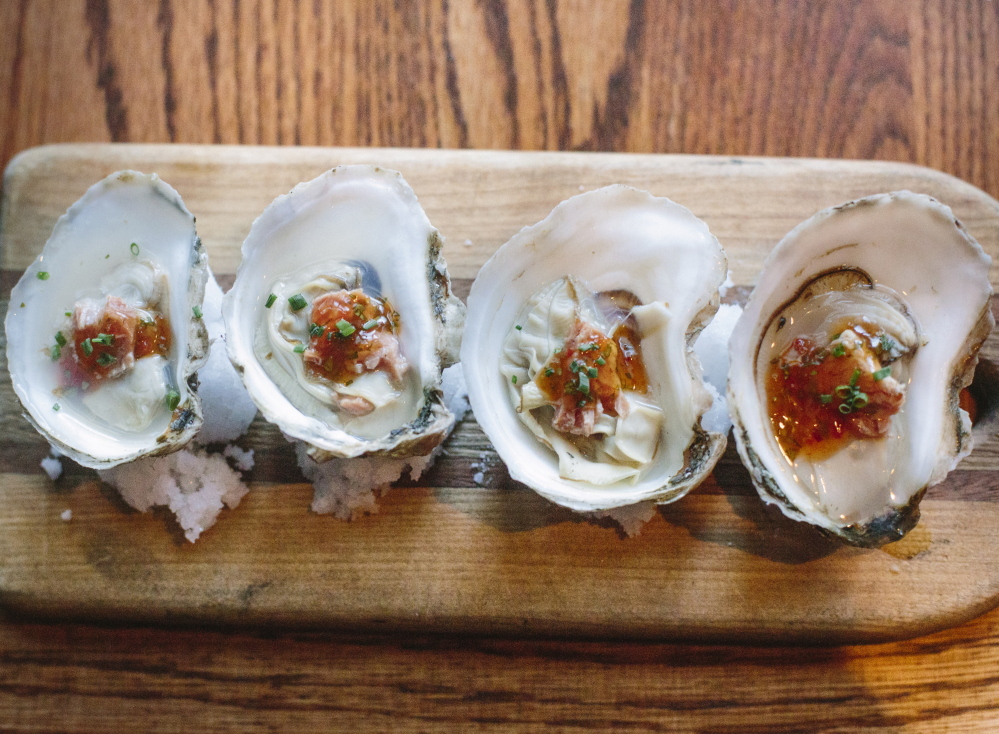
[5,171,209,468]
[462,185,728,512]
[222,165,464,460]
[728,191,994,546]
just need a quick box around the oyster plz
[729,191,994,546]
[462,185,728,511]
[5,171,209,468]
[222,165,464,460]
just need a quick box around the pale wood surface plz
[2,144,999,646]
[1,2,999,732]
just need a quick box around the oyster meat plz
[5,171,209,468]
[728,191,994,546]
[462,185,728,511]
[223,165,464,461]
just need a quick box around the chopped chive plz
[104,254,110,259]
[587,367,598,378]
[515,325,522,331]
[853,392,869,409]
[82,338,93,356]
[165,389,180,411]
[55,331,67,347]
[880,334,896,352]
[37,271,49,280]
[336,319,356,338]
[92,333,114,346]
[595,357,606,366]
[64,311,72,318]
[832,332,842,340]
[873,366,891,381]
[839,403,852,414]
[352,303,365,317]
[577,399,586,407]
[130,242,140,255]
[577,372,590,395]
[265,293,277,308]
[832,344,846,358]
[96,352,116,367]
[344,379,353,386]
[819,394,833,404]
[850,369,861,387]
[544,368,555,377]
[50,344,61,361]
[294,344,306,353]
[569,360,583,373]
[192,305,203,319]
[362,319,379,330]
[579,343,599,352]
[288,294,307,311]
[511,375,518,384]
[53,403,60,411]
[309,323,325,337]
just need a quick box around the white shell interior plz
[729,191,993,531]
[5,171,205,467]
[462,185,727,511]
[223,165,447,457]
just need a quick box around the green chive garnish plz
[37,271,49,280]
[569,360,583,373]
[352,303,365,317]
[55,331,67,347]
[165,389,180,411]
[544,368,555,377]
[832,344,846,358]
[577,373,590,395]
[130,242,140,255]
[873,366,891,381]
[50,345,61,361]
[587,367,598,378]
[265,293,277,308]
[92,333,114,346]
[96,352,116,367]
[288,294,307,311]
[362,319,379,330]
[579,343,599,352]
[294,344,306,353]
[192,305,202,319]
[53,403,60,411]
[880,334,896,352]
[82,339,93,356]
[309,323,324,337]
[515,325,522,331]
[511,375,518,384]
[595,357,606,365]
[336,319,356,338]
[819,394,833,404]
[64,311,72,318]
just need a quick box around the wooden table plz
[1,2,998,731]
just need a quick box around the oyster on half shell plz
[222,165,465,461]
[728,191,994,546]
[5,171,209,468]
[462,185,728,512]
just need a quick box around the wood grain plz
[1,2,998,732]
[1,144,998,647]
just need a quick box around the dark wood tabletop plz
[1,2,998,731]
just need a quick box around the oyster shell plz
[222,165,464,460]
[462,185,728,511]
[728,191,994,546]
[5,171,209,468]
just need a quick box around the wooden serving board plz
[1,144,998,645]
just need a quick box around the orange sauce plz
[134,314,171,360]
[766,334,903,461]
[304,290,399,385]
[535,320,649,412]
